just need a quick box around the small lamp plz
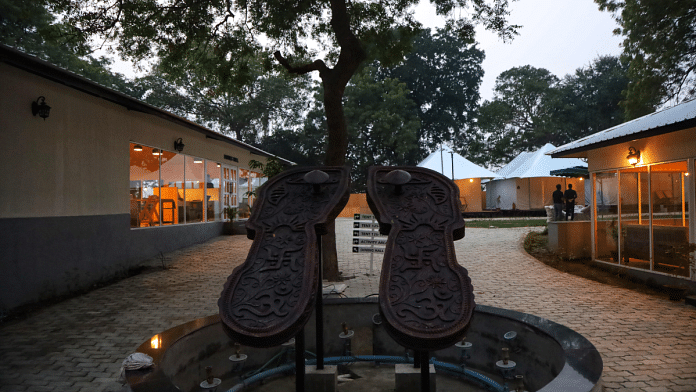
[174,138,185,152]
[626,147,640,166]
[31,96,51,120]
[133,145,143,152]
[152,148,161,156]
[194,158,203,164]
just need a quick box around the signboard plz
[353,221,380,229]
[352,237,388,245]
[354,213,375,220]
[352,246,385,253]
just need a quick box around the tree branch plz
[274,51,329,76]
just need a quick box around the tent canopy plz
[496,144,586,179]
[418,146,500,180]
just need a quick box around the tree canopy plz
[377,28,485,160]
[50,0,518,167]
[595,0,696,118]
[469,57,629,167]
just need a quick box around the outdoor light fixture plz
[469,178,474,183]
[31,96,51,120]
[133,144,143,151]
[152,148,161,156]
[626,147,641,166]
[194,158,203,164]
[174,138,185,152]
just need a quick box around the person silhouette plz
[564,184,578,221]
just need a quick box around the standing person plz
[564,184,578,221]
[552,184,564,221]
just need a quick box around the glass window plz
[222,166,238,220]
[594,172,618,263]
[619,168,650,270]
[651,161,689,277]
[130,143,161,227]
[159,152,184,225]
[184,156,205,223]
[207,162,221,222]
[238,168,251,219]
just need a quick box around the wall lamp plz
[174,138,185,152]
[626,147,641,166]
[32,96,51,120]
[133,144,143,151]
[152,148,161,156]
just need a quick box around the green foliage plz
[248,157,286,179]
[343,66,421,191]
[470,57,629,167]
[139,53,313,144]
[1,0,141,97]
[595,0,696,118]
[466,219,547,228]
[376,28,485,159]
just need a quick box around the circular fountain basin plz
[125,298,602,392]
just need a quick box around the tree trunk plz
[274,0,365,281]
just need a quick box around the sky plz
[415,0,624,101]
[103,0,624,103]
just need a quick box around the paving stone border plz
[1,223,695,392]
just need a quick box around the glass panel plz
[206,162,221,222]
[238,168,251,219]
[159,152,184,225]
[619,168,650,270]
[595,172,618,263]
[249,170,263,207]
[185,156,205,223]
[129,143,161,227]
[651,161,689,276]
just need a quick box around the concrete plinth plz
[305,365,337,392]
[395,363,436,392]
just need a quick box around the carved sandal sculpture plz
[366,166,475,351]
[219,166,350,347]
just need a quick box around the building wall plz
[0,63,269,311]
[454,178,483,212]
[586,127,696,172]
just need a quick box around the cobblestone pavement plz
[1,221,695,392]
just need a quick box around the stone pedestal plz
[305,365,337,392]
[395,363,436,392]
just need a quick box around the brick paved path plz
[1,224,695,391]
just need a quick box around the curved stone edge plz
[125,299,602,392]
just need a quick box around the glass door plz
[222,165,238,220]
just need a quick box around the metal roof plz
[549,98,696,157]
[0,44,295,166]
[549,166,589,178]
[495,143,587,179]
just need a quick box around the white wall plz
[0,63,267,219]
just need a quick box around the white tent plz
[486,144,588,210]
[418,146,500,180]
[418,146,499,212]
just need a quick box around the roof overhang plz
[0,44,295,166]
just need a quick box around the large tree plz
[139,56,312,144]
[470,65,559,166]
[48,0,517,280]
[377,28,485,160]
[595,0,696,118]
[469,57,629,167]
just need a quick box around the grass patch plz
[466,219,548,228]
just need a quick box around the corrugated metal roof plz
[496,144,587,178]
[549,98,696,157]
[418,146,500,179]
